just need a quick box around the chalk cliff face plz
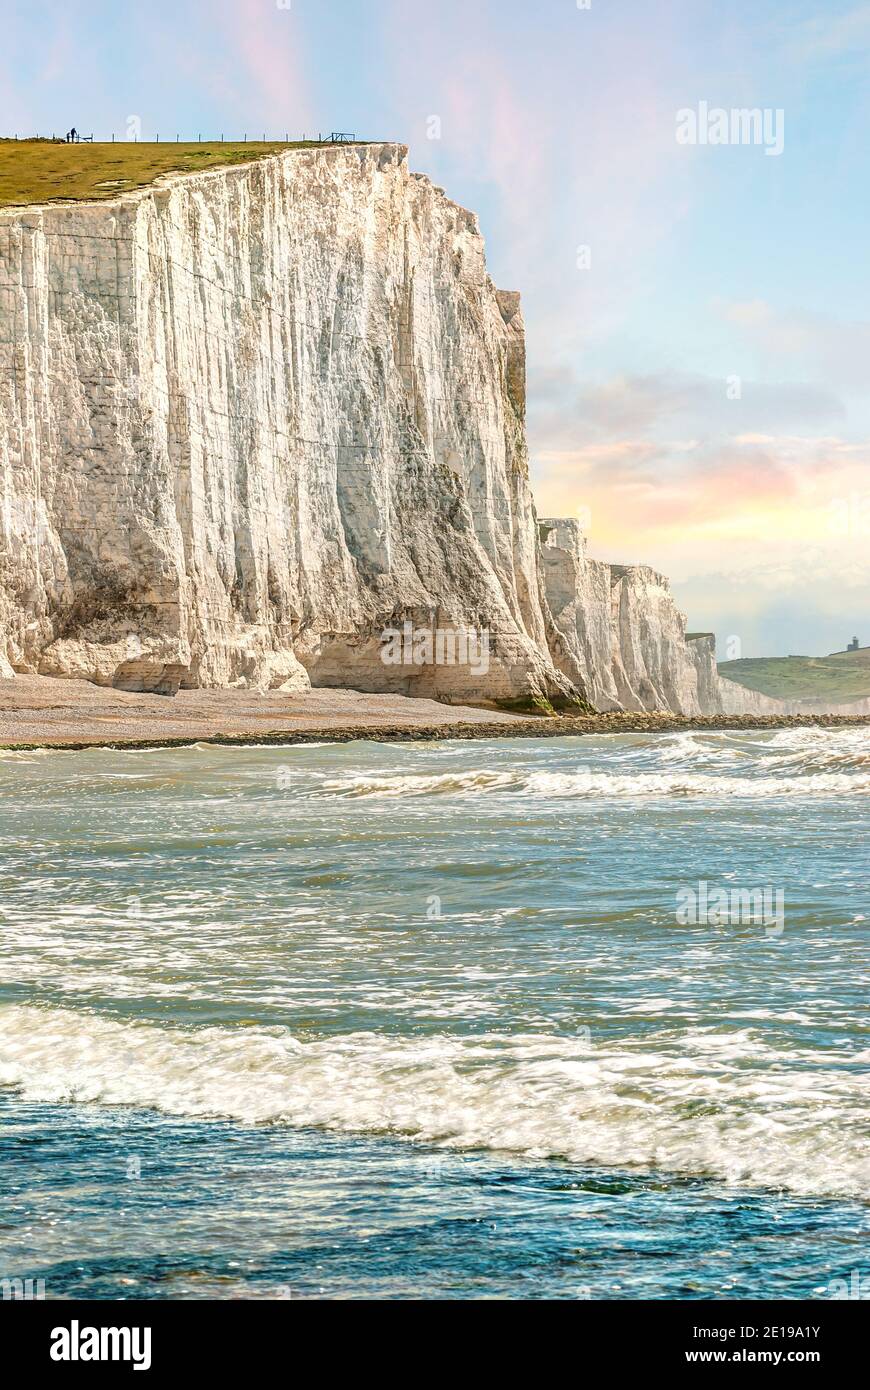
[0,143,586,706]
[538,519,724,716]
[718,677,870,717]
[0,143,729,713]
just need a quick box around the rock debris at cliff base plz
[2,675,869,751]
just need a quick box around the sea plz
[0,727,867,1299]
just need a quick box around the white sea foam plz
[322,769,522,797]
[1,1004,866,1199]
[320,766,870,799]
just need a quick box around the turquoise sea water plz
[0,729,867,1299]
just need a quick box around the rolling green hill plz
[719,646,870,702]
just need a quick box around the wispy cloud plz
[529,366,844,447]
[377,0,697,340]
[721,300,870,394]
[786,3,870,62]
[197,0,313,130]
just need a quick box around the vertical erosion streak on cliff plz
[495,289,540,648]
[0,219,44,676]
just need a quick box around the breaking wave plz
[1,1004,866,1200]
[321,767,870,799]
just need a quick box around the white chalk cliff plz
[0,142,736,713]
[539,519,722,716]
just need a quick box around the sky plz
[3,0,868,658]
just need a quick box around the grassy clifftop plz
[0,139,327,208]
[720,646,870,701]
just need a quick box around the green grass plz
[0,139,343,208]
[719,647,870,701]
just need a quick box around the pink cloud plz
[223,0,311,126]
[164,0,314,132]
[377,0,696,334]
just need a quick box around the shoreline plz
[1,675,869,751]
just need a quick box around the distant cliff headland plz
[0,140,842,717]
[719,646,870,716]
